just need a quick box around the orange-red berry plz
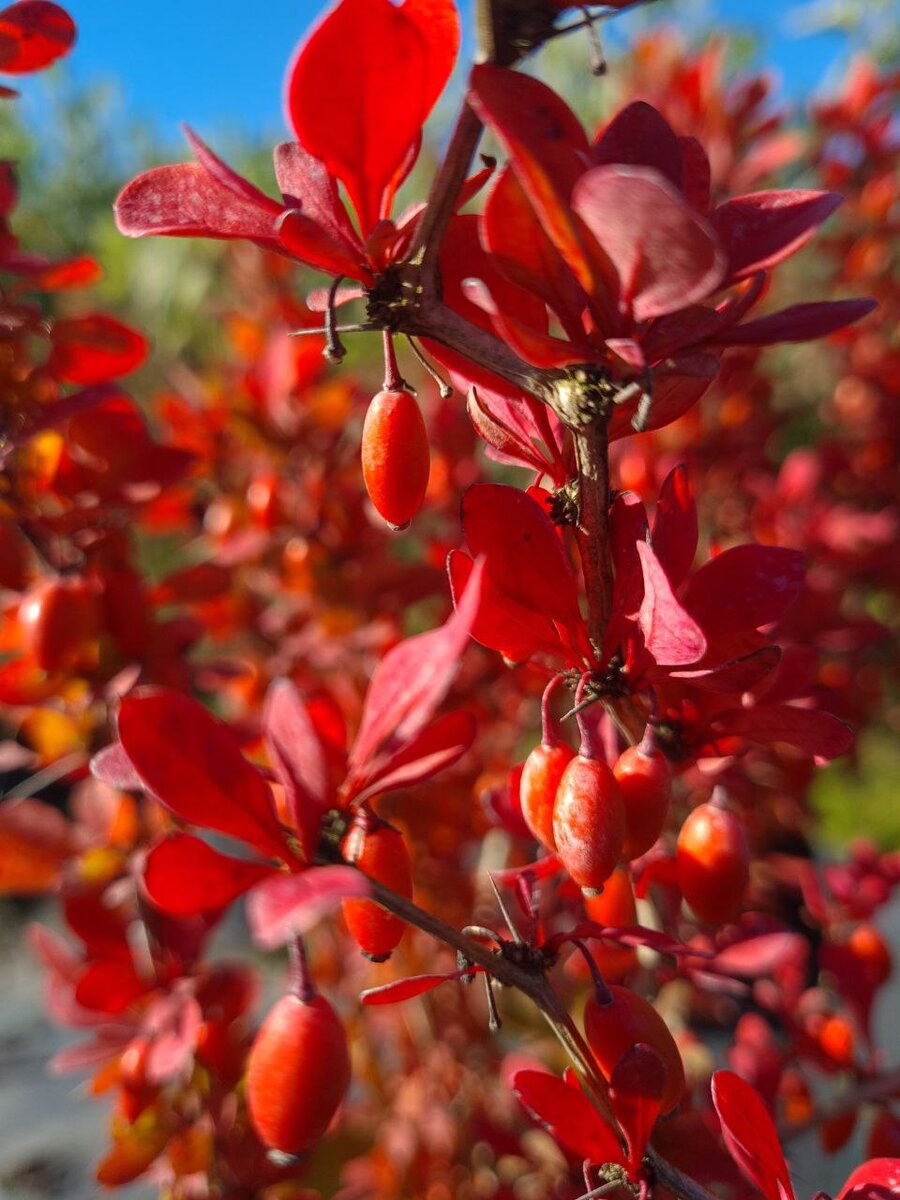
[613,741,672,860]
[246,993,350,1157]
[520,740,574,850]
[342,819,413,961]
[676,802,749,924]
[19,576,101,672]
[361,388,430,530]
[552,755,625,896]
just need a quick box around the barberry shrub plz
[1,1,898,1198]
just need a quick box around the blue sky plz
[14,0,852,148]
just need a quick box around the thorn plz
[405,336,454,398]
[483,972,502,1033]
[323,275,347,363]
[488,872,524,944]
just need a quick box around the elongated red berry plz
[342,817,413,961]
[584,985,685,1113]
[613,732,672,861]
[521,741,574,850]
[246,993,351,1157]
[361,388,430,530]
[553,754,625,896]
[676,800,749,924]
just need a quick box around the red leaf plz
[263,679,332,854]
[610,1045,666,1173]
[48,315,148,386]
[286,0,458,233]
[246,865,369,950]
[838,1159,900,1199]
[23,254,100,291]
[361,967,478,1005]
[651,466,697,589]
[721,299,876,345]
[75,959,146,1015]
[548,922,698,958]
[682,545,805,634]
[637,540,707,666]
[276,207,369,280]
[0,1,74,74]
[143,833,277,916]
[708,705,854,761]
[711,1071,795,1200]
[117,689,288,861]
[346,559,484,777]
[115,162,281,244]
[354,710,476,803]
[713,190,842,283]
[273,141,361,251]
[573,165,726,322]
[593,101,683,193]
[669,646,782,694]
[467,386,556,477]
[461,484,582,631]
[512,1068,622,1164]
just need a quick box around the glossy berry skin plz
[676,803,749,924]
[246,993,351,1157]
[520,741,574,850]
[613,743,672,861]
[552,755,625,896]
[584,985,685,1113]
[341,821,413,961]
[361,388,430,530]
[19,576,100,672]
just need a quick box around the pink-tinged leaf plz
[547,922,699,959]
[682,545,805,634]
[466,277,588,368]
[610,491,649,618]
[651,466,697,589]
[353,710,476,803]
[610,1045,666,1173]
[49,1032,129,1076]
[27,921,80,981]
[273,141,361,251]
[0,1,74,74]
[713,190,842,283]
[117,689,289,861]
[467,387,556,477]
[361,967,479,1005]
[637,540,707,666]
[143,833,277,917]
[286,0,458,233]
[707,705,854,761]
[573,166,726,322]
[264,679,332,856]
[143,992,203,1085]
[246,865,369,950]
[593,101,682,192]
[711,932,807,978]
[669,646,782,694]
[711,1071,796,1200]
[347,560,484,777]
[276,207,369,279]
[609,367,717,442]
[838,1159,900,1199]
[721,299,876,345]
[512,1069,622,1164]
[115,162,281,244]
[469,66,611,303]
[89,743,142,792]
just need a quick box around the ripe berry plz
[361,388,430,530]
[552,754,625,896]
[520,740,574,850]
[19,576,100,672]
[676,800,749,924]
[246,993,351,1157]
[847,922,892,987]
[584,985,685,1113]
[582,866,639,981]
[613,733,672,861]
[342,816,413,961]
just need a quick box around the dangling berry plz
[676,796,749,924]
[582,866,639,981]
[246,992,351,1157]
[584,985,685,1113]
[520,677,574,851]
[613,727,672,861]
[552,683,625,896]
[342,813,413,961]
[361,388,430,530]
[19,576,101,672]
